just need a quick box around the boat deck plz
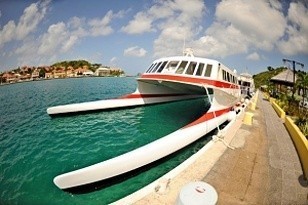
[129,92,307,204]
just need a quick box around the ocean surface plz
[0,77,213,205]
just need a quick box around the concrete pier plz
[202,93,307,204]
[116,92,307,205]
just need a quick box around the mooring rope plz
[203,84,235,150]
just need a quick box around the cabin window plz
[156,61,168,73]
[146,63,156,73]
[195,63,205,76]
[227,73,230,82]
[165,61,179,71]
[149,63,158,73]
[185,62,197,75]
[243,82,251,87]
[175,61,188,74]
[204,64,212,77]
[151,62,162,73]
[222,70,226,81]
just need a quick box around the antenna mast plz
[182,37,186,55]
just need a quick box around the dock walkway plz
[203,93,307,204]
[133,92,307,205]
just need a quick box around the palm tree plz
[296,72,304,96]
[302,74,308,100]
[297,72,308,100]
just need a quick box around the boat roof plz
[239,73,253,78]
[151,55,236,74]
[153,55,219,65]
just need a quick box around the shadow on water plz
[57,97,213,195]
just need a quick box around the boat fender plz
[235,107,241,115]
[227,111,236,121]
[236,102,241,107]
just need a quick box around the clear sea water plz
[0,77,212,205]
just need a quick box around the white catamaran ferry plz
[50,49,241,192]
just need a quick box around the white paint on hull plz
[53,111,231,189]
[47,95,203,115]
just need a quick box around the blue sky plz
[0,0,307,75]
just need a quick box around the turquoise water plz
[0,77,211,205]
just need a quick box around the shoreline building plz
[95,66,123,77]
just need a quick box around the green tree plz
[39,68,46,78]
[302,75,308,99]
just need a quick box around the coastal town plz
[0,60,125,85]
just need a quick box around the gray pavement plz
[132,92,307,205]
[203,93,308,205]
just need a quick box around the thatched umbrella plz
[270,69,296,97]
[270,69,296,86]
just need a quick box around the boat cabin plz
[144,56,238,86]
[238,73,255,96]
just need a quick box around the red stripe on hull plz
[139,74,239,89]
[184,107,232,128]
[120,93,191,99]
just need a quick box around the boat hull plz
[53,108,235,191]
[47,94,204,115]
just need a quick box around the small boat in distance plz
[51,49,241,192]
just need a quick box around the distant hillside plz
[51,60,102,72]
[253,67,286,88]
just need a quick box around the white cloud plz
[192,22,249,57]
[246,52,260,61]
[15,2,48,40]
[149,0,206,57]
[124,46,147,57]
[269,0,283,10]
[15,36,50,66]
[216,0,285,49]
[38,22,68,55]
[121,1,174,34]
[88,10,126,36]
[10,7,125,67]
[88,10,114,36]
[0,21,16,45]
[121,0,204,37]
[14,21,75,66]
[121,12,154,34]
[189,0,287,58]
[62,35,78,52]
[124,0,303,59]
[0,1,49,46]
[277,2,308,55]
[110,57,117,65]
